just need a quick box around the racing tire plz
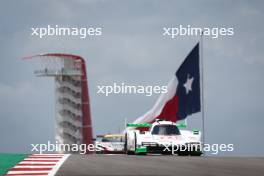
[161,151,172,155]
[126,150,135,155]
[125,133,135,155]
[178,151,189,156]
[177,145,190,156]
[124,133,128,153]
[132,132,137,155]
[190,151,203,156]
[189,145,203,156]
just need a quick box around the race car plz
[125,119,202,156]
[95,134,125,154]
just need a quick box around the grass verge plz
[0,153,28,175]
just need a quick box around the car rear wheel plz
[190,151,203,156]
[125,133,135,155]
[178,151,189,156]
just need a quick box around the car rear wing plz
[96,135,105,138]
[126,123,151,128]
[126,122,187,128]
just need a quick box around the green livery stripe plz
[176,123,187,128]
[0,153,28,175]
[135,147,147,153]
[127,123,151,128]
[127,122,186,128]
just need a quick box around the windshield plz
[151,125,180,135]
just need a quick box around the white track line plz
[32,154,64,156]
[24,158,61,161]
[25,157,60,158]
[20,161,57,164]
[14,166,53,168]
[7,170,50,174]
[48,154,70,176]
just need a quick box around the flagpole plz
[200,31,206,156]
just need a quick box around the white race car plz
[96,134,125,154]
[125,119,202,156]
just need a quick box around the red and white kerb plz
[5,154,70,176]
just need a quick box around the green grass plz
[0,153,28,175]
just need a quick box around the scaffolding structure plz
[26,53,93,153]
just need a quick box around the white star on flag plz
[183,74,194,94]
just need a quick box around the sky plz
[0,0,264,156]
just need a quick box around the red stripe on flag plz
[137,95,179,131]
[156,95,179,122]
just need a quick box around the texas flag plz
[133,43,201,124]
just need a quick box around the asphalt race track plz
[56,154,264,176]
